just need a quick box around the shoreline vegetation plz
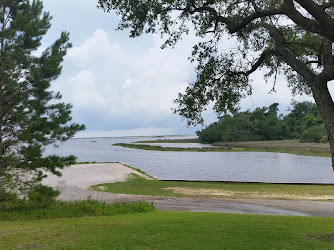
[91,174,334,201]
[114,139,331,157]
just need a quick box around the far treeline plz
[196,101,327,144]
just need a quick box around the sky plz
[39,0,333,138]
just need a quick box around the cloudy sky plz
[40,0,331,138]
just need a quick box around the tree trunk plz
[311,79,334,171]
[0,4,5,160]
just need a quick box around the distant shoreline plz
[114,139,331,158]
[72,134,197,140]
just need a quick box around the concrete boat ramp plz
[43,163,334,217]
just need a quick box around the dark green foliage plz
[284,101,323,138]
[299,125,327,143]
[197,101,326,143]
[0,190,18,203]
[0,0,85,201]
[27,185,60,205]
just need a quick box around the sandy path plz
[42,162,151,189]
[43,163,334,217]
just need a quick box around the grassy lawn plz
[1,211,334,249]
[90,174,334,200]
[114,139,331,157]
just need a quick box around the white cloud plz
[52,28,196,131]
[69,70,107,109]
[122,79,132,90]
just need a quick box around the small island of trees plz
[196,101,327,144]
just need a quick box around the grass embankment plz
[91,174,334,201]
[114,143,215,152]
[135,138,199,143]
[213,140,331,157]
[114,139,331,157]
[1,212,334,249]
[0,200,154,221]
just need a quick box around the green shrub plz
[320,135,329,143]
[0,190,19,204]
[299,125,327,143]
[28,185,60,205]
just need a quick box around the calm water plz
[44,136,334,183]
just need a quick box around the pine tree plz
[0,0,85,201]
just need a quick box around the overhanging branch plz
[284,0,334,42]
[294,0,334,25]
[244,49,279,76]
[261,22,316,83]
[223,49,279,79]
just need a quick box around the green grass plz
[75,161,97,164]
[90,174,334,200]
[135,138,199,143]
[114,143,202,151]
[113,143,248,152]
[213,140,331,157]
[1,211,334,249]
[0,200,154,221]
[115,139,331,157]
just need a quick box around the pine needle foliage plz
[0,0,85,201]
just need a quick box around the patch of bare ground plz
[309,232,334,242]
[97,186,107,191]
[163,187,334,201]
[320,233,334,241]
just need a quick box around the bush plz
[28,185,60,205]
[298,125,327,143]
[320,135,329,143]
[0,190,19,204]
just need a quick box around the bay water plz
[44,136,334,184]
